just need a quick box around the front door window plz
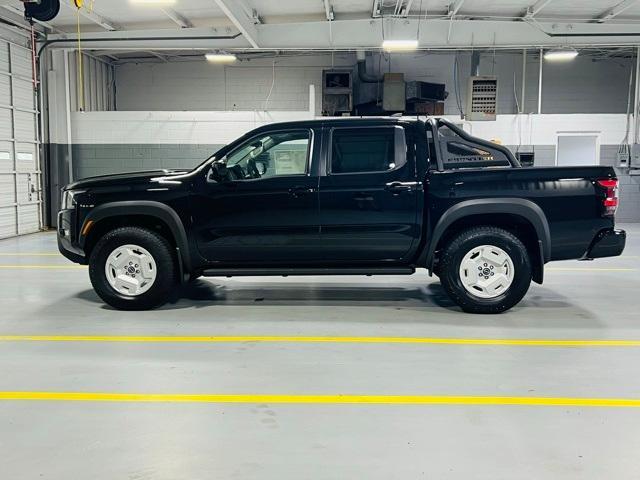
[214,130,311,181]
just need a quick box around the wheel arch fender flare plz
[80,201,192,273]
[421,198,551,271]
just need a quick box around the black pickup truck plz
[58,117,626,313]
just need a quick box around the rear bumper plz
[583,229,626,260]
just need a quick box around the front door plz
[191,128,322,264]
[318,125,419,263]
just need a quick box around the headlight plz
[61,190,85,210]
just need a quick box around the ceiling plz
[1,0,640,32]
[3,0,640,53]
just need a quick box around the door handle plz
[385,181,415,194]
[288,186,314,198]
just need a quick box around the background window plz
[331,127,398,174]
[224,130,310,180]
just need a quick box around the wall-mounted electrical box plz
[617,144,631,168]
[630,144,640,171]
[516,150,535,167]
[466,76,497,121]
[322,70,353,116]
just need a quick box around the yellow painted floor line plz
[0,253,61,256]
[2,335,640,347]
[546,267,636,272]
[0,265,85,269]
[0,391,639,407]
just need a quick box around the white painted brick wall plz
[71,111,631,147]
[71,110,315,144]
[450,114,630,147]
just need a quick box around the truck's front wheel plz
[89,226,176,310]
[439,226,532,314]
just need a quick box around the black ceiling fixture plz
[24,0,61,22]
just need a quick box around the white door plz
[0,33,42,238]
[556,134,600,166]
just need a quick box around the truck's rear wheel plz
[89,227,176,310]
[439,226,532,314]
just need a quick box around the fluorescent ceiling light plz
[205,52,237,63]
[382,39,419,51]
[544,48,579,61]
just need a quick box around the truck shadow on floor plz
[177,279,451,307]
[173,279,586,311]
[75,278,598,322]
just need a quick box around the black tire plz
[439,226,532,314]
[89,227,176,310]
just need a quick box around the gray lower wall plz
[67,143,640,222]
[45,144,73,227]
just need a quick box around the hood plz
[64,169,189,190]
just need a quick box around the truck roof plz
[250,116,425,133]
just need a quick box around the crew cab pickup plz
[58,117,626,313]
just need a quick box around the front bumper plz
[583,229,626,260]
[57,209,86,264]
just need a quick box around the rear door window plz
[330,127,405,174]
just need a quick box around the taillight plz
[597,179,619,216]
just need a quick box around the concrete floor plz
[0,225,639,479]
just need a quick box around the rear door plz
[318,124,419,262]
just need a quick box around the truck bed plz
[427,165,617,261]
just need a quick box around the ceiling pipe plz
[356,50,383,83]
[37,32,243,57]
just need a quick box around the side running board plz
[202,267,416,278]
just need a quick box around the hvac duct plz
[356,50,383,83]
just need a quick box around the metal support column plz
[63,49,73,182]
[521,49,526,114]
[537,47,543,114]
[634,46,640,144]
